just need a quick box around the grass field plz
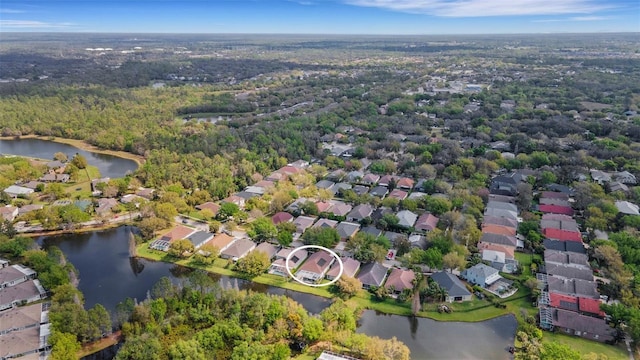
[543,332,629,360]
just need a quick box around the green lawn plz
[543,332,629,360]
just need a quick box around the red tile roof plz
[482,224,517,236]
[477,243,515,258]
[578,297,605,317]
[159,225,196,242]
[388,189,408,200]
[543,228,582,242]
[549,293,604,317]
[396,177,415,189]
[384,268,416,292]
[539,204,574,216]
[195,202,220,215]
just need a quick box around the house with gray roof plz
[3,185,34,199]
[220,238,256,261]
[0,265,37,289]
[357,262,388,289]
[430,271,472,302]
[347,204,374,222]
[369,186,389,198]
[352,185,369,196]
[269,248,308,276]
[482,215,518,229]
[336,222,360,240]
[360,226,382,238]
[480,233,517,248]
[484,207,518,220]
[613,171,637,184]
[396,210,417,228]
[544,263,594,282]
[544,250,589,267]
[361,173,380,185]
[293,216,316,234]
[186,231,215,250]
[316,180,336,191]
[486,201,518,213]
[546,308,614,343]
[330,202,353,217]
[0,279,47,311]
[254,242,278,260]
[347,171,364,183]
[546,277,599,299]
[615,200,640,216]
[543,240,586,254]
[313,218,339,229]
[462,263,501,288]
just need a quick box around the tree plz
[335,276,362,299]
[442,252,466,272]
[302,227,340,248]
[192,244,219,265]
[87,304,111,338]
[218,202,240,220]
[247,217,277,242]
[115,335,162,360]
[49,331,81,360]
[235,250,270,277]
[154,202,178,222]
[168,339,206,360]
[53,152,68,162]
[539,342,581,360]
[70,153,88,169]
[168,239,194,258]
[45,183,66,201]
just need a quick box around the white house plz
[462,263,501,288]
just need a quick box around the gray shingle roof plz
[430,271,471,298]
[357,262,388,287]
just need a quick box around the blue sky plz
[0,0,638,34]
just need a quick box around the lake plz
[40,227,517,359]
[0,138,138,178]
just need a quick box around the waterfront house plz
[296,251,336,283]
[220,238,256,261]
[254,242,278,260]
[462,263,501,288]
[186,231,215,250]
[326,257,361,280]
[269,248,308,277]
[0,265,37,289]
[430,271,472,302]
[0,279,47,311]
[357,262,388,289]
[384,268,415,295]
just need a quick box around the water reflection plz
[0,138,138,178]
[128,257,144,276]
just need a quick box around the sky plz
[0,0,638,34]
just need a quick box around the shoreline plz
[0,134,145,166]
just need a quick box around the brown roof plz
[0,327,41,359]
[482,224,517,236]
[220,238,256,259]
[396,177,415,189]
[326,257,361,278]
[272,212,293,225]
[0,303,42,333]
[195,202,220,215]
[415,213,439,231]
[478,243,515,258]
[159,225,196,242]
[297,251,335,275]
[384,268,415,292]
[207,233,236,249]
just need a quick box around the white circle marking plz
[285,245,344,288]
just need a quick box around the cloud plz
[344,0,613,17]
[0,8,25,13]
[0,20,75,29]
[532,15,611,23]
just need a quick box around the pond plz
[40,226,517,359]
[0,138,138,178]
[357,310,517,360]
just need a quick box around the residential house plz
[369,186,389,198]
[136,188,156,200]
[613,171,637,184]
[544,250,589,267]
[609,181,629,193]
[347,171,364,183]
[95,198,119,216]
[254,242,278,260]
[538,205,574,216]
[482,224,517,237]
[486,201,518,213]
[430,271,472,302]
[0,206,19,222]
[313,218,338,229]
[378,175,397,187]
[388,189,408,201]
[186,231,215,250]
[482,215,518,229]
[357,262,388,289]
[326,257,361,280]
[488,194,516,203]
[541,308,614,343]
[244,186,265,196]
[543,240,586,254]
[546,277,599,300]
[288,159,309,169]
[316,180,336,192]
[0,279,47,311]
[195,202,220,217]
[47,160,65,169]
[540,218,579,232]
[590,169,611,184]
[615,200,640,216]
[489,175,518,196]
[482,249,518,273]
[396,210,417,228]
[21,181,43,190]
[296,251,336,283]
[39,173,70,182]
[334,183,352,194]
[353,185,370,196]
[478,243,516,259]
[546,184,575,196]
[544,263,593,282]
[408,191,427,200]
[220,238,256,261]
[336,222,360,240]
[548,293,604,317]
[361,173,380,185]
[222,195,245,209]
[384,268,415,295]
[0,265,37,289]
[271,211,293,225]
[462,263,501,288]
[269,248,308,277]
[148,225,197,252]
[207,233,237,253]
[539,198,572,207]
[17,204,43,215]
[541,191,569,201]
[414,213,439,232]
[479,233,518,248]
[316,201,333,213]
[3,185,34,199]
[543,228,582,243]
[293,216,316,234]
[330,202,352,217]
[360,226,382,238]
[347,204,374,222]
[396,177,414,190]
[91,178,110,191]
[484,207,518,221]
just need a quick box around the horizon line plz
[1,31,638,36]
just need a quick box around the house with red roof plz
[539,204,574,216]
[482,224,517,237]
[195,202,220,216]
[543,228,582,242]
[396,177,415,190]
[388,189,408,201]
[272,212,293,225]
[296,251,336,283]
[384,268,416,295]
[548,293,605,317]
